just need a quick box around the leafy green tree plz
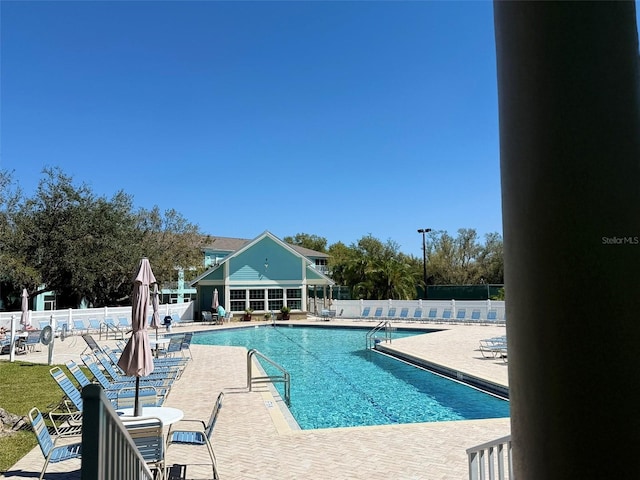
[341,235,418,300]
[477,232,504,284]
[136,206,210,285]
[13,168,142,308]
[0,170,41,309]
[283,233,328,253]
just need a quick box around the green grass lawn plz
[0,360,75,473]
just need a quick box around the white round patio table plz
[116,406,184,426]
[149,337,170,357]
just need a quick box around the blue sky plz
[2,1,505,257]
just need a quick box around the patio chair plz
[73,319,88,335]
[158,335,186,359]
[81,333,102,354]
[180,332,194,359]
[29,407,82,480]
[102,317,125,340]
[373,307,383,319]
[470,309,482,324]
[425,308,438,323]
[48,367,85,434]
[201,311,213,324]
[479,336,508,359]
[166,392,223,480]
[122,416,166,479]
[94,350,178,386]
[454,308,467,324]
[398,307,409,321]
[486,309,498,323]
[412,307,423,321]
[102,345,186,377]
[360,306,371,319]
[118,317,132,330]
[385,307,397,319]
[80,355,168,404]
[21,330,42,353]
[0,337,11,355]
[88,318,102,332]
[440,308,453,323]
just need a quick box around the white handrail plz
[467,434,513,480]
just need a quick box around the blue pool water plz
[194,325,509,429]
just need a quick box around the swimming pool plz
[194,325,509,429]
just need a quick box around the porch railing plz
[81,384,154,480]
[467,434,513,480]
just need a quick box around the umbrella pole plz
[134,377,142,417]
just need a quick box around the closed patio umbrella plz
[20,289,30,329]
[212,288,219,311]
[151,283,161,340]
[117,257,156,416]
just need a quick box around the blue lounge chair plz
[455,308,467,323]
[80,355,167,405]
[426,308,438,323]
[29,407,82,480]
[470,309,482,324]
[21,331,42,353]
[118,317,131,329]
[88,318,102,332]
[386,307,397,319]
[73,319,88,335]
[360,307,371,319]
[487,309,498,323]
[373,307,383,319]
[166,391,224,479]
[102,345,187,374]
[94,350,177,385]
[181,332,194,359]
[441,308,453,322]
[412,308,423,321]
[398,308,409,321]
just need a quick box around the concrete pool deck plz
[1,319,510,479]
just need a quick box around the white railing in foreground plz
[81,383,154,480]
[467,434,513,480]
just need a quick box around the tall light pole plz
[417,228,431,299]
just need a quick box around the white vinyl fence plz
[0,301,194,332]
[330,299,506,324]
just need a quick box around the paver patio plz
[1,319,510,479]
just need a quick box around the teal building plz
[190,231,333,318]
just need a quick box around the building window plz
[286,289,302,310]
[43,294,56,311]
[249,300,264,311]
[268,299,284,311]
[287,299,302,310]
[268,289,283,299]
[230,290,246,300]
[249,289,265,299]
[230,301,245,312]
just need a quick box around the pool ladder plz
[247,349,291,406]
[366,321,395,349]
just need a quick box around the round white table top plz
[149,338,170,347]
[117,406,184,426]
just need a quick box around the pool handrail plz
[246,349,290,406]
